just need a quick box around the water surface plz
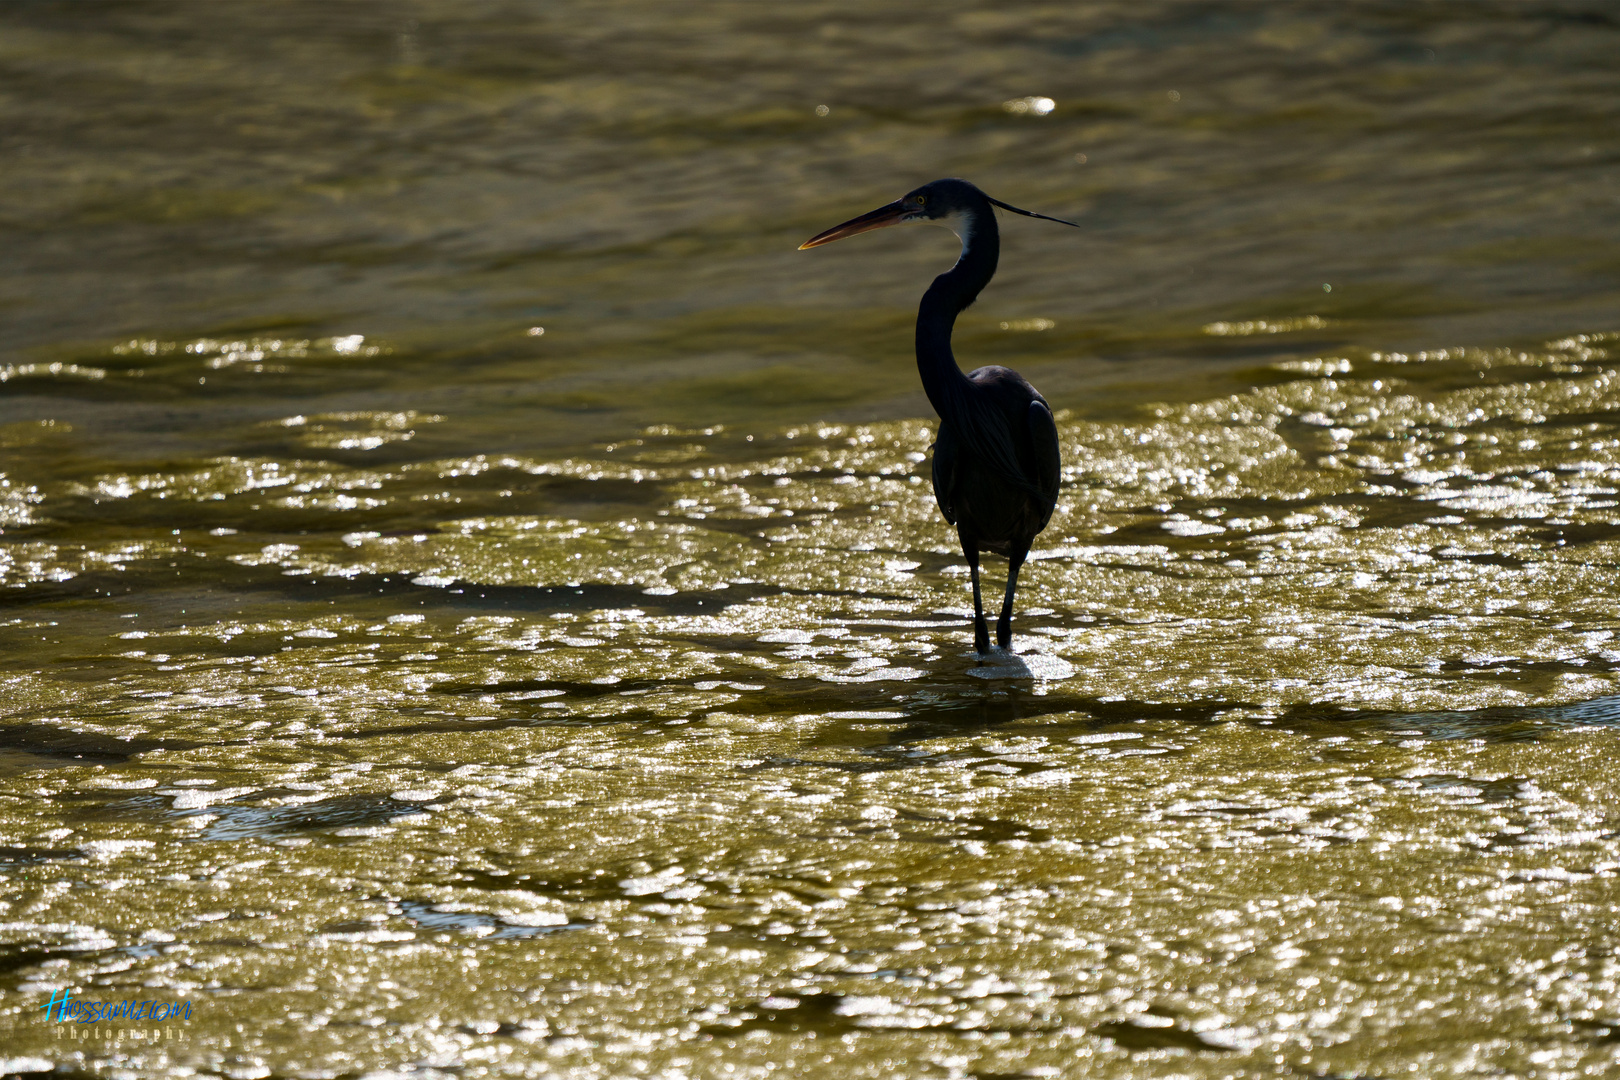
[3,4,1620,1078]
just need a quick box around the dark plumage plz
[801,178,1075,654]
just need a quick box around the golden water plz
[2,4,1619,1078]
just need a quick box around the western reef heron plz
[800,178,1078,655]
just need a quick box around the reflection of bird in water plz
[801,178,1077,655]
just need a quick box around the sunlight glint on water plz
[2,4,1619,1078]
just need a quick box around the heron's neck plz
[915,202,999,418]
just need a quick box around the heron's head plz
[798,178,1077,250]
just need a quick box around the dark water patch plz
[0,561,763,624]
[51,460,665,533]
[513,476,669,518]
[876,696,1078,743]
[340,708,661,740]
[1541,407,1620,429]
[698,992,931,1037]
[1532,522,1620,547]
[1093,1011,1240,1053]
[393,900,588,940]
[1437,655,1620,677]
[700,989,1056,1039]
[1431,550,1528,569]
[0,945,62,977]
[1391,773,1541,805]
[262,575,775,619]
[452,863,762,908]
[452,867,622,904]
[1205,334,1354,368]
[890,811,1049,846]
[47,792,172,824]
[1573,1018,1620,1044]
[699,992,867,1037]
[1167,804,1276,819]
[738,754,912,776]
[1332,496,1535,536]
[336,715,556,740]
[0,723,198,763]
[0,845,85,868]
[886,694,1242,744]
[1281,694,1620,742]
[435,677,663,699]
[650,680,1620,755]
[198,793,427,841]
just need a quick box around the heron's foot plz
[973,619,991,656]
[996,616,1012,650]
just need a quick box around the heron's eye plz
[914,194,926,205]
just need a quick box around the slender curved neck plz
[915,200,999,417]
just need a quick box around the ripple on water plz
[1,0,1619,1069]
[5,257,1620,1080]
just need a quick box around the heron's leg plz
[996,543,1030,650]
[960,533,990,655]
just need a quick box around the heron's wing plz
[930,427,958,524]
[1027,398,1061,531]
[952,369,1055,506]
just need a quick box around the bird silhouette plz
[801,178,1077,655]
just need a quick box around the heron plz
[800,178,1078,655]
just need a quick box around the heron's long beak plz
[799,200,911,250]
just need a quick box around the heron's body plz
[931,370,1060,553]
[801,178,1070,654]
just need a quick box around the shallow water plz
[3,4,1620,1078]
